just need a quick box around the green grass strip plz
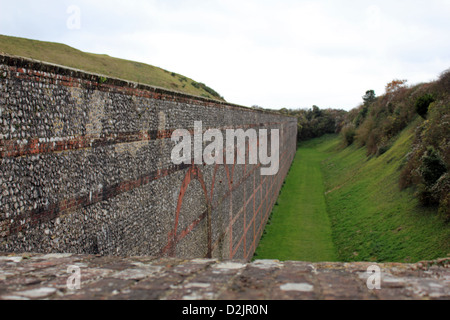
[254,136,338,262]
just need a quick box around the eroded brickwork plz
[0,54,297,260]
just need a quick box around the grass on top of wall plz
[0,34,224,101]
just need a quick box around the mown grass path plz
[254,138,337,262]
[255,130,450,263]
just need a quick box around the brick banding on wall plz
[0,124,280,159]
[0,54,297,260]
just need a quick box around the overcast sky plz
[1,0,449,110]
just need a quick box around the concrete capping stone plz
[0,253,448,300]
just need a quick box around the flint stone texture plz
[0,54,297,260]
[0,253,449,300]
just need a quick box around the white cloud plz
[1,0,449,110]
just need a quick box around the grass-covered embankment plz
[0,34,224,101]
[254,126,449,262]
[322,123,449,263]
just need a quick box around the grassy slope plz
[254,123,449,263]
[0,34,224,100]
[322,121,450,263]
[254,135,337,262]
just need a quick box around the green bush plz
[377,143,391,156]
[190,81,223,99]
[415,94,435,119]
[98,76,108,84]
[293,107,347,141]
[415,148,448,211]
[432,173,450,221]
[354,105,369,127]
[438,193,450,222]
[420,147,447,187]
[416,184,437,206]
[342,125,356,146]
